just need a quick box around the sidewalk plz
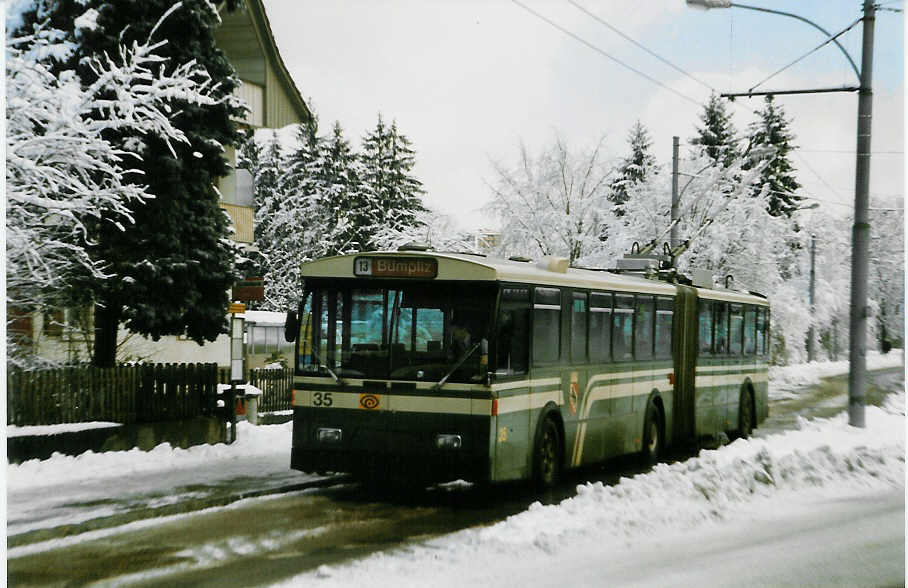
[6,421,332,548]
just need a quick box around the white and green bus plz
[286,249,769,487]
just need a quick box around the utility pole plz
[807,234,816,362]
[670,136,680,250]
[848,0,874,428]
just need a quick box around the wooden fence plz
[7,363,220,426]
[218,366,294,413]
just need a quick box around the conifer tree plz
[746,95,803,217]
[359,115,427,249]
[609,121,657,215]
[691,94,740,167]
[317,122,362,256]
[15,0,245,366]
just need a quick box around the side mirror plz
[284,310,299,342]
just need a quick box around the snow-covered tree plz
[359,115,428,249]
[6,3,236,367]
[486,135,616,264]
[609,121,657,215]
[868,203,905,350]
[746,95,803,217]
[12,0,247,367]
[315,121,362,257]
[691,94,740,168]
[370,209,480,253]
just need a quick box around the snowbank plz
[770,349,904,400]
[7,421,121,438]
[285,393,905,587]
[6,421,292,492]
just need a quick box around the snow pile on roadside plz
[6,421,292,491]
[291,398,905,588]
[770,350,904,400]
[7,421,122,438]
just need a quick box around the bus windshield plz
[297,281,496,384]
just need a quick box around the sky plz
[264,0,904,231]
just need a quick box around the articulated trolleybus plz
[286,247,769,488]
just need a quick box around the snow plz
[217,382,264,397]
[5,356,904,584]
[7,421,121,438]
[770,349,905,400]
[73,8,100,33]
[279,395,904,587]
[243,310,287,326]
[7,421,290,493]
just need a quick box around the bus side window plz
[533,287,562,364]
[655,296,673,359]
[698,300,713,355]
[589,292,612,362]
[634,295,655,360]
[714,302,729,355]
[763,308,771,356]
[497,286,530,375]
[613,294,635,361]
[729,304,744,355]
[571,291,588,364]
[744,306,756,355]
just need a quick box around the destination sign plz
[353,256,438,279]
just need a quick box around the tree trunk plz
[93,301,121,368]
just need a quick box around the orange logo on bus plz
[359,393,381,410]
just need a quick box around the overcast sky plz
[264,0,904,231]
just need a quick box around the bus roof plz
[299,251,769,306]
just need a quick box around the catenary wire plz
[567,0,716,93]
[510,0,705,108]
[747,16,863,92]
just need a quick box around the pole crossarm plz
[721,86,859,98]
[730,2,862,81]
[747,16,863,93]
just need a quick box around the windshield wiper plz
[309,348,345,386]
[432,341,482,392]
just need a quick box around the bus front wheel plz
[533,416,561,490]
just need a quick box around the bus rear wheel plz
[534,417,561,490]
[641,398,663,466]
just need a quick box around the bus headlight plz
[435,433,462,450]
[317,428,343,444]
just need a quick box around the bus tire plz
[641,397,663,466]
[533,416,561,490]
[737,388,755,439]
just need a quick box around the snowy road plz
[6,362,904,587]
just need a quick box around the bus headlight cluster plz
[435,433,462,450]
[317,427,343,444]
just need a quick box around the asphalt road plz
[7,367,904,587]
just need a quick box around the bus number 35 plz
[312,392,333,407]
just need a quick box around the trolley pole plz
[670,136,680,250]
[807,234,817,362]
[848,0,875,428]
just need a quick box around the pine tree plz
[15,0,245,367]
[746,95,803,217]
[691,94,740,167]
[359,115,427,249]
[610,121,657,215]
[318,122,362,256]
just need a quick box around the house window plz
[234,81,264,127]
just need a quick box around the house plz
[30,0,310,368]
